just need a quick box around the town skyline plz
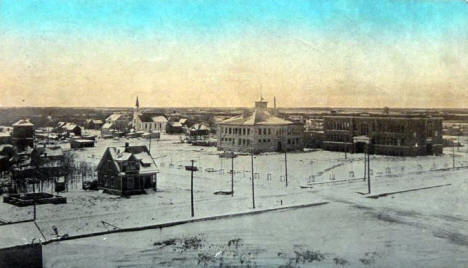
[1,0,468,108]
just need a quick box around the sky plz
[1,0,468,108]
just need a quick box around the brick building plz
[322,113,443,156]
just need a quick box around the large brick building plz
[322,113,443,156]
[217,99,304,153]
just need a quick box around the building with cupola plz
[217,98,304,153]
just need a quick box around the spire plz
[136,96,140,108]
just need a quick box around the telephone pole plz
[185,160,198,217]
[190,160,194,217]
[231,153,236,196]
[453,140,455,169]
[32,180,36,221]
[251,152,255,209]
[284,150,288,188]
[367,146,371,194]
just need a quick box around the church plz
[132,97,168,134]
[216,98,304,154]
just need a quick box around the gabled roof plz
[12,119,34,127]
[102,122,114,129]
[87,119,103,124]
[138,113,167,123]
[168,121,182,127]
[220,110,293,126]
[106,113,130,122]
[190,123,209,131]
[63,123,80,131]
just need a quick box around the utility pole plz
[185,160,198,217]
[453,140,455,169]
[367,146,371,194]
[251,152,255,209]
[32,180,36,221]
[231,153,235,196]
[284,150,288,188]
[364,150,367,181]
[190,160,194,217]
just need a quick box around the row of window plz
[221,126,294,136]
[221,137,251,146]
[141,122,164,131]
[220,137,301,146]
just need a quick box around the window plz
[247,129,250,135]
[268,129,271,135]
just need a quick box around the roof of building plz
[138,113,168,123]
[106,113,130,122]
[190,123,210,131]
[101,122,114,129]
[0,132,11,138]
[97,145,158,175]
[168,121,182,127]
[323,113,443,120]
[12,119,34,127]
[220,110,294,126]
[87,119,103,124]
[63,123,80,131]
[71,139,95,144]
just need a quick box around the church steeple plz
[136,96,140,109]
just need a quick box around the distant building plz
[105,113,131,133]
[62,123,82,137]
[217,99,304,153]
[322,113,443,156]
[10,145,68,186]
[166,121,183,134]
[85,119,104,130]
[70,139,95,149]
[12,119,34,150]
[131,97,168,134]
[0,131,11,145]
[133,114,168,134]
[189,123,210,137]
[96,143,158,195]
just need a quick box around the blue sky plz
[1,0,468,107]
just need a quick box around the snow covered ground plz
[1,134,468,267]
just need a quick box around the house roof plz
[138,113,168,123]
[220,110,294,126]
[101,122,114,129]
[63,123,80,131]
[12,119,34,127]
[0,132,11,138]
[190,123,209,131]
[168,121,182,127]
[106,113,130,122]
[87,119,103,124]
